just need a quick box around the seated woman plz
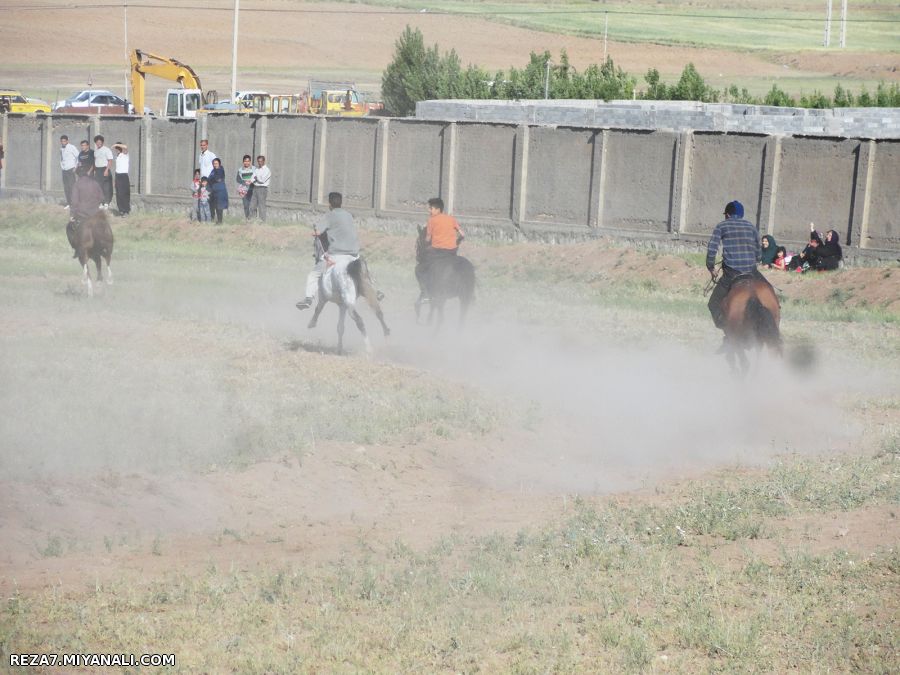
[760,234,778,268]
[814,230,843,271]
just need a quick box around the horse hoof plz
[383,328,391,337]
[307,321,317,330]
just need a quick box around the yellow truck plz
[303,81,371,116]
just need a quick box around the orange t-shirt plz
[427,213,461,250]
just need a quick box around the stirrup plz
[295,298,313,310]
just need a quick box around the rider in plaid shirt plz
[706,200,772,344]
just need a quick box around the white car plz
[54,90,135,114]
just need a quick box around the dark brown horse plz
[720,275,782,374]
[67,212,114,297]
[414,225,475,330]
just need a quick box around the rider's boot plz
[296,297,314,310]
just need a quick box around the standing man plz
[113,142,130,216]
[236,154,254,219]
[416,197,465,305]
[92,135,114,209]
[296,191,359,310]
[59,135,80,209]
[249,155,270,221]
[198,139,217,179]
[77,140,94,175]
[706,200,770,349]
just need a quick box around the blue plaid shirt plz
[706,216,761,273]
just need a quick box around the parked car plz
[0,89,52,114]
[54,89,135,114]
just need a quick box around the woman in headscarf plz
[814,229,843,271]
[208,157,229,224]
[788,227,823,271]
[760,234,778,268]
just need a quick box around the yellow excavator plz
[130,49,230,117]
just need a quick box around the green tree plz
[672,63,718,102]
[641,68,669,99]
[832,83,853,107]
[763,84,795,107]
[800,90,831,109]
[381,26,430,116]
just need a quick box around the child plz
[773,246,787,271]
[197,177,211,222]
[190,168,201,221]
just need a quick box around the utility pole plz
[824,0,832,47]
[839,0,847,48]
[123,0,129,107]
[231,0,240,104]
[603,12,609,62]
[544,58,552,99]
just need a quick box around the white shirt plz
[198,149,217,178]
[60,143,79,171]
[115,152,129,174]
[93,144,114,169]
[252,165,271,188]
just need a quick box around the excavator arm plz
[130,49,203,115]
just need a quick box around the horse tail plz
[747,295,782,353]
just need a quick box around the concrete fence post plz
[141,114,152,195]
[853,139,876,249]
[670,130,693,234]
[511,124,529,226]
[373,118,389,214]
[439,122,457,213]
[311,116,327,207]
[0,114,7,190]
[256,114,268,159]
[594,130,609,229]
[763,135,783,238]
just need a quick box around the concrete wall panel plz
[865,140,900,250]
[6,116,44,189]
[774,137,859,243]
[602,130,676,232]
[683,133,767,234]
[524,127,595,226]
[322,118,378,209]
[48,117,93,193]
[205,115,258,179]
[383,120,444,213]
[96,117,142,193]
[266,116,317,203]
[454,123,517,220]
[149,119,197,197]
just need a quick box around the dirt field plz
[1,0,897,102]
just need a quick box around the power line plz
[4,3,900,23]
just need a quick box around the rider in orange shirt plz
[416,197,465,305]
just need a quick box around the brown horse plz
[67,212,114,297]
[720,275,782,374]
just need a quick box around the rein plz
[703,262,722,296]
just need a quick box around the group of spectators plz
[190,139,270,224]
[60,134,130,218]
[759,223,843,273]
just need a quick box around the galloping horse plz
[414,225,476,330]
[306,236,390,354]
[719,274,782,375]
[67,212,114,297]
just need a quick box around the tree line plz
[381,26,900,116]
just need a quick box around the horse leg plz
[93,252,103,283]
[349,306,372,356]
[337,306,347,355]
[433,300,445,334]
[458,297,470,330]
[307,297,326,330]
[362,287,390,337]
[82,262,93,298]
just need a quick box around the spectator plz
[190,168,201,220]
[197,177,211,222]
[249,155,270,221]
[773,246,788,271]
[236,155,254,219]
[113,142,130,216]
[788,227,822,272]
[59,135,80,209]
[760,234,778,268]
[77,140,94,175]
[92,135,114,209]
[814,229,843,271]
[207,158,228,224]
[198,139,216,179]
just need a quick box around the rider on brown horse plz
[706,200,772,351]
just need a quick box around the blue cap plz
[725,200,744,218]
